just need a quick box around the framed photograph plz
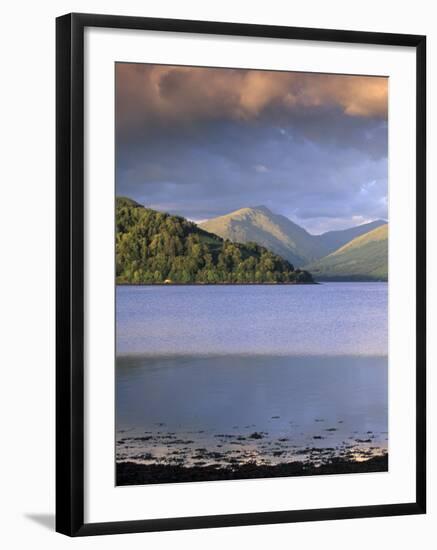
[56,13,426,536]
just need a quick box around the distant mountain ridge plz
[304,224,388,281]
[199,206,387,267]
[316,220,387,256]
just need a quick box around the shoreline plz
[116,281,318,286]
[115,280,389,286]
[116,454,388,485]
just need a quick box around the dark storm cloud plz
[116,64,388,234]
[116,64,388,129]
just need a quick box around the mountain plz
[316,219,387,256]
[199,206,386,266]
[115,197,313,284]
[199,206,325,266]
[304,224,388,281]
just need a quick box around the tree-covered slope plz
[116,198,313,284]
[304,224,388,281]
[199,206,387,266]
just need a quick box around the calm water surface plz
[117,283,387,356]
[116,284,388,469]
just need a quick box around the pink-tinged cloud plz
[116,64,388,129]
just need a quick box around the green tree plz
[115,197,313,285]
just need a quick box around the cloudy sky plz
[116,63,388,234]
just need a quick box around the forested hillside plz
[116,197,313,284]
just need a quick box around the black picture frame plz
[56,12,426,537]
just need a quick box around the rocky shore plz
[117,454,388,485]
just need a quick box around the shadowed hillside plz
[304,224,388,281]
[316,220,387,255]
